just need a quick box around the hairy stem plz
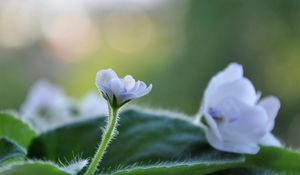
[85,105,119,175]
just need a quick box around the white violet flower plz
[96,69,152,108]
[20,80,72,132]
[200,63,281,154]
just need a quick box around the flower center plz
[208,107,238,124]
[208,108,224,124]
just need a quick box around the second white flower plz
[200,63,281,154]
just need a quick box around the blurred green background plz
[1,0,300,147]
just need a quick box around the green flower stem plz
[85,104,119,175]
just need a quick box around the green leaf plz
[0,112,36,149]
[113,146,300,175]
[28,108,300,174]
[0,161,70,175]
[208,168,279,175]
[0,138,26,165]
[112,160,243,175]
[28,108,242,174]
[246,146,300,174]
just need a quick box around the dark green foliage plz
[0,138,26,165]
[27,108,300,174]
[0,112,36,149]
[0,162,69,175]
[28,108,241,174]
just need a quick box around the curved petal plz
[117,93,137,105]
[207,63,243,90]
[204,63,243,102]
[258,96,280,131]
[96,69,119,87]
[205,78,257,110]
[205,127,260,154]
[96,84,113,102]
[217,98,268,143]
[122,75,136,91]
[259,133,282,147]
[109,78,125,94]
[118,84,152,104]
[135,83,152,96]
[130,81,141,92]
[131,81,146,93]
[202,106,223,141]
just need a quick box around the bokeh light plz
[0,1,39,48]
[40,1,99,62]
[1,0,300,149]
[103,5,154,53]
